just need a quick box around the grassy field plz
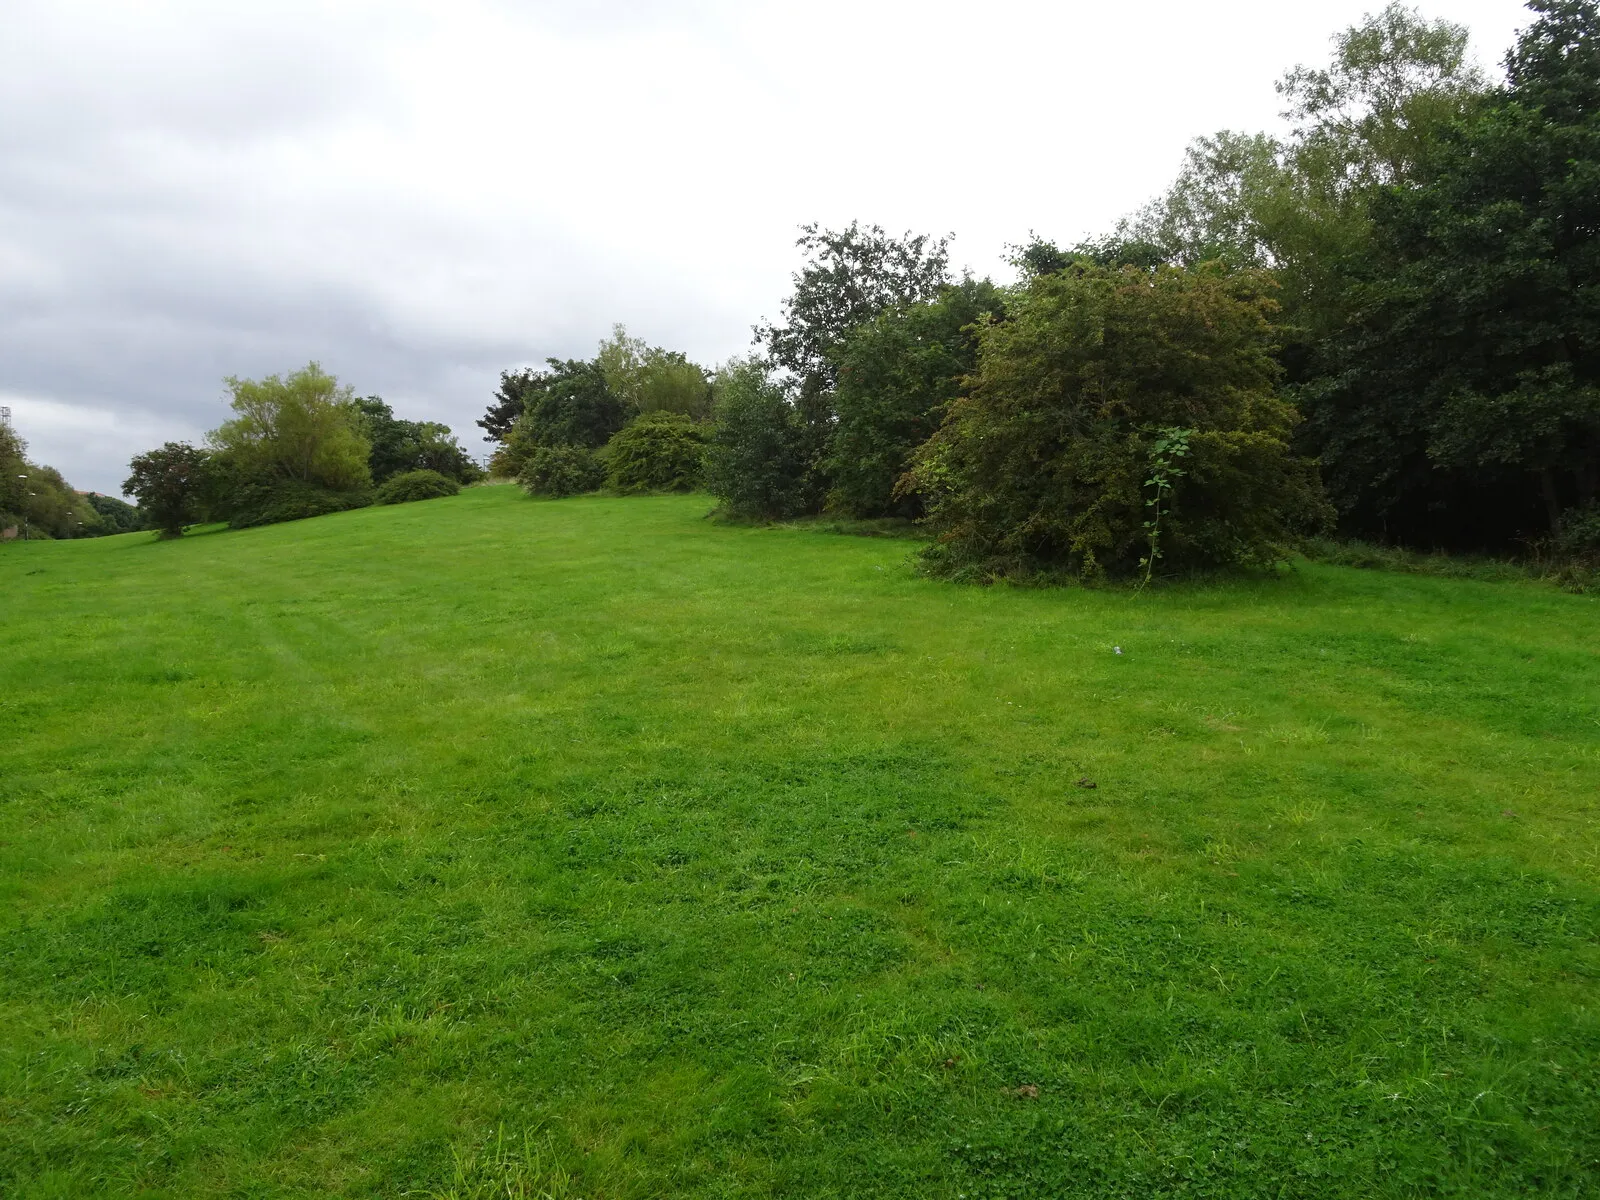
[1,485,1597,1198]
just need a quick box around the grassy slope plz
[0,486,1596,1198]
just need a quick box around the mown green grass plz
[1,485,1596,1198]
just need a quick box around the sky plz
[1,0,1534,496]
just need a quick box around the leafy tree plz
[355,397,481,483]
[828,278,1005,518]
[375,469,460,504]
[478,369,540,443]
[754,223,953,511]
[124,443,214,538]
[603,412,707,493]
[85,493,146,534]
[12,463,97,540]
[209,363,372,492]
[756,222,953,395]
[1107,5,1485,346]
[511,360,627,452]
[1,423,101,539]
[1305,0,1600,542]
[704,359,806,520]
[596,325,713,419]
[1278,2,1486,190]
[517,445,605,498]
[482,358,628,476]
[906,264,1330,580]
[0,422,27,525]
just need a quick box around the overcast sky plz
[2,0,1532,495]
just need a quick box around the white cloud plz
[0,0,1534,492]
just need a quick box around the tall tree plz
[753,222,953,512]
[1307,0,1600,540]
[755,222,953,399]
[209,363,371,491]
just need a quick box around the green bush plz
[603,412,707,493]
[376,469,461,505]
[1554,506,1600,565]
[517,445,604,498]
[225,479,371,529]
[907,264,1332,581]
[704,360,806,520]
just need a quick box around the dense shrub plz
[603,413,707,493]
[225,479,371,528]
[1554,505,1600,566]
[907,264,1332,580]
[376,469,460,504]
[704,360,807,520]
[517,445,604,498]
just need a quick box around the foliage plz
[596,325,713,419]
[516,444,604,498]
[517,359,627,451]
[704,359,806,519]
[1302,536,1574,584]
[85,492,146,534]
[486,443,525,480]
[0,422,26,523]
[477,368,538,443]
[827,278,1004,518]
[602,412,707,494]
[1139,426,1192,587]
[0,423,100,541]
[908,264,1331,579]
[1553,503,1600,565]
[224,478,372,529]
[123,442,215,538]
[10,464,97,540]
[375,469,461,505]
[2,489,1597,1196]
[355,397,482,484]
[1277,1,1487,190]
[1302,0,1600,543]
[208,363,372,493]
[754,222,955,514]
[497,361,628,481]
[755,222,953,396]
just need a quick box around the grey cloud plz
[0,0,1530,496]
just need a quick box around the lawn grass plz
[1,484,1596,1198]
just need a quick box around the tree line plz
[1,419,139,541]
[107,1,1598,580]
[122,368,483,538]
